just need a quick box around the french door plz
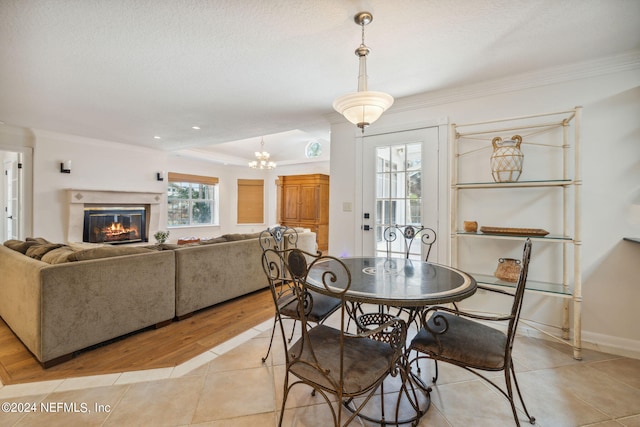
[360,127,440,260]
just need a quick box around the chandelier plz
[333,11,394,133]
[249,137,276,169]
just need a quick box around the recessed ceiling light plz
[192,126,200,130]
[154,136,161,140]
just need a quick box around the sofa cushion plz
[160,243,181,250]
[25,243,65,260]
[4,239,40,254]
[221,233,246,241]
[221,233,261,241]
[26,237,51,244]
[40,246,78,264]
[199,237,227,245]
[67,246,154,262]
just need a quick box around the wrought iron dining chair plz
[383,224,437,261]
[258,226,340,363]
[382,224,438,326]
[262,246,409,426]
[408,239,535,426]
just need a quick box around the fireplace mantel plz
[67,189,164,243]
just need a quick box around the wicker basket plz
[494,258,521,282]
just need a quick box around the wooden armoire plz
[278,174,329,252]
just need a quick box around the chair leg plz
[432,360,439,383]
[261,316,278,363]
[278,375,291,427]
[509,363,536,425]
[287,319,297,343]
[379,378,386,423]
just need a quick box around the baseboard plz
[517,322,640,360]
[580,330,640,360]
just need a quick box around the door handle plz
[7,216,12,219]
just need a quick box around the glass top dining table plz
[305,256,477,307]
[304,255,477,425]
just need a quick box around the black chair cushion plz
[289,325,396,394]
[410,312,507,370]
[280,290,340,323]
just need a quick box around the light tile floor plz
[1,316,639,427]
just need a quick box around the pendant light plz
[333,11,394,132]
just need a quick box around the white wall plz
[329,64,640,357]
[29,130,169,243]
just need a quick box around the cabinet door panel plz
[299,185,319,221]
[282,185,300,221]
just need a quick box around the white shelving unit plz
[450,107,582,360]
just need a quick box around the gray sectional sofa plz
[0,229,316,367]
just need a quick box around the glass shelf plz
[471,273,573,297]
[456,231,573,241]
[451,107,582,359]
[455,179,573,189]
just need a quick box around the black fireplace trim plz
[83,206,148,245]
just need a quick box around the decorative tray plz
[479,226,550,236]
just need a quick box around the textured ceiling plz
[1,0,639,166]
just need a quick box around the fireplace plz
[83,206,148,244]
[68,189,163,244]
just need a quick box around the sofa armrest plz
[0,245,48,360]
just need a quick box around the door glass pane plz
[408,171,421,198]
[407,199,421,224]
[391,172,406,198]
[377,173,389,198]
[376,200,384,224]
[376,147,390,172]
[375,143,422,257]
[391,146,405,172]
[406,143,421,171]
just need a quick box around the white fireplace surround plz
[67,189,164,243]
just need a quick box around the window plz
[237,179,264,224]
[167,173,219,227]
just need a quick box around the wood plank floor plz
[0,288,274,385]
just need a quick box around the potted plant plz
[154,230,170,244]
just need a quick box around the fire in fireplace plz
[83,206,147,244]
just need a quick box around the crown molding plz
[392,50,640,113]
[327,49,640,123]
